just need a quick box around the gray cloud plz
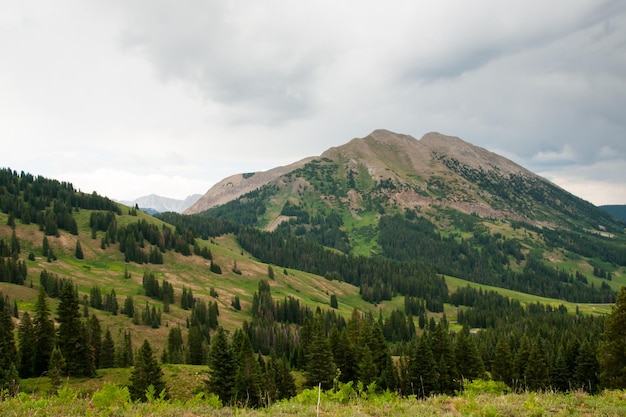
[1,1,625,204]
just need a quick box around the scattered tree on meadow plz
[75,240,83,259]
[56,282,95,377]
[48,346,66,395]
[129,339,167,402]
[207,326,236,404]
[17,311,36,378]
[33,287,55,377]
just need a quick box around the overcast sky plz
[2,1,625,205]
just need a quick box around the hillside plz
[191,130,625,302]
[2,125,626,405]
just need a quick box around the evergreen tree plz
[407,334,437,398]
[56,283,95,376]
[129,339,167,402]
[599,286,626,389]
[42,236,49,258]
[524,340,548,391]
[513,334,531,391]
[122,296,134,318]
[100,328,115,369]
[0,294,19,394]
[75,240,83,259]
[186,325,205,365]
[48,346,66,395]
[330,294,338,309]
[574,339,599,393]
[233,332,262,407]
[33,287,55,376]
[87,314,102,369]
[166,326,185,364]
[332,327,357,384]
[115,330,133,368]
[454,330,485,383]
[491,338,514,387]
[207,326,236,404]
[18,311,36,378]
[304,312,335,389]
[430,316,456,394]
[357,345,377,386]
[550,346,570,392]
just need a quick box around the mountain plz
[1,134,626,400]
[185,159,314,214]
[122,193,202,214]
[192,129,623,234]
[601,205,626,222]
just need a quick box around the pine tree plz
[357,345,377,387]
[186,325,205,365]
[42,236,49,258]
[574,339,599,393]
[407,334,437,398]
[207,326,236,404]
[330,294,338,309]
[33,287,55,376]
[48,346,66,395]
[56,283,95,376]
[491,338,514,387]
[233,332,262,407]
[550,346,570,392]
[0,294,19,394]
[599,286,626,389]
[513,334,531,391]
[18,311,36,378]
[454,330,485,383]
[129,339,167,402]
[166,326,185,364]
[430,316,456,394]
[87,314,102,369]
[524,339,548,391]
[75,240,83,259]
[100,328,115,369]
[304,312,335,389]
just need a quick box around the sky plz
[2,1,625,205]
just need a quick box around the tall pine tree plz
[599,286,626,389]
[207,326,236,405]
[56,283,95,376]
[129,339,167,402]
[304,311,335,389]
[33,287,55,377]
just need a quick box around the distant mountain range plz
[120,193,202,214]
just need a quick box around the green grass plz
[4,378,626,416]
[445,275,613,315]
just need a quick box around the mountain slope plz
[194,129,626,304]
[185,158,315,214]
[196,129,623,233]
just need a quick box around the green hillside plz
[2,160,626,406]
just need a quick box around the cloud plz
[540,158,626,205]
[1,1,625,205]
